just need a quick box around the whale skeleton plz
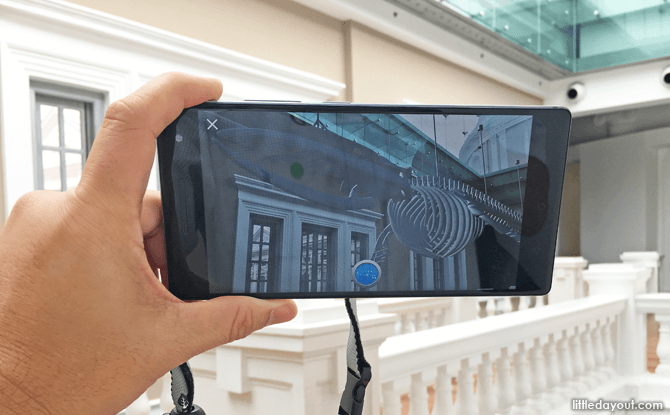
[372,175,522,264]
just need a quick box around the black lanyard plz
[165,298,370,415]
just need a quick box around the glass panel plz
[40,105,60,147]
[251,243,260,261]
[261,244,269,262]
[438,0,670,72]
[263,226,270,243]
[42,150,61,191]
[253,225,261,242]
[63,108,82,150]
[65,152,82,190]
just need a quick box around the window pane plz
[63,108,82,150]
[65,152,82,190]
[40,105,59,147]
[42,150,61,191]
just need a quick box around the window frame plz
[30,80,104,191]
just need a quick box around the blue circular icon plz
[353,261,381,288]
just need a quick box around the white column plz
[511,343,532,415]
[584,263,652,376]
[192,299,396,415]
[620,251,661,293]
[477,352,497,415]
[528,337,550,414]
[496,348,515,415]
[409,372,430,415]
[556,330,575,398]
[433,364,455,415]
[381,381,402,415]
[549,257,588,304]
[455,359,478,415]
[543,333,564,409]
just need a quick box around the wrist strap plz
[338,298,372,415]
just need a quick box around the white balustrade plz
[190,298,396,415]
[621,251,662,293]
[379,295,625,415]
[377,297,458,335]
[636,293,670,376]
[549,257,588,304]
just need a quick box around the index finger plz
[77,72,222,211]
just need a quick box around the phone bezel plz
[157,102,571,300]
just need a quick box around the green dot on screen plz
[290,162,304,179]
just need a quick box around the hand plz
[0,72,298,415]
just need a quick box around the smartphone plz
[157,102,571,300]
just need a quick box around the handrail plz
[380,295,626,380]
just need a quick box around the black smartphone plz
[157,102,571,300]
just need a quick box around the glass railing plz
[439,0,670,72]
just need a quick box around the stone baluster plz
[436,305,447,326]
[413,311,424,332]
[496,348,515,415]
[400,313,412,334]
[581,323,597,388]
[382,381,402,415]
[478,300,488,319]
[477,352,497,415]
[517,296,530,311]
[655,314,670,376]
[535,296,546,308]
[125,391,151,415]
[528,337,550,414]
[601,318,616,377]
[635,293,670,377]
[160,372,173,413]
[569,327,588,392]
[427,309,438,329]
[409,372,430,415]
[455,359,478,415]
[494,297,505,315]
[502,297,514,314]
[433,364,456,415]
[511,343,532,415]
[543,333,564,409]
[486,298,496,317]
[590,321,608,382]
[556,331,575,398]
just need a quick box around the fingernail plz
[265,309,277,327]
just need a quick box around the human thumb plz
[165,296,297,361]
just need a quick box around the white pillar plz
[190,299,396,415]
[549,257,588,304]
[620,251,661,293]
[583,263,652,376]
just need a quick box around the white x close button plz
[206,119,218,130]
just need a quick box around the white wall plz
[576,128,669,265]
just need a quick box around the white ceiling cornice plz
[0,0,345,101]
[290,0,549,99]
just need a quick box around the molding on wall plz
[0,0,345,218]
[290,0,548,99]
[0,0,345,100]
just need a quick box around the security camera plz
[566,83,585,102]
[661,66,670,87]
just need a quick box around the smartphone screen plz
[158,103,571,300]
